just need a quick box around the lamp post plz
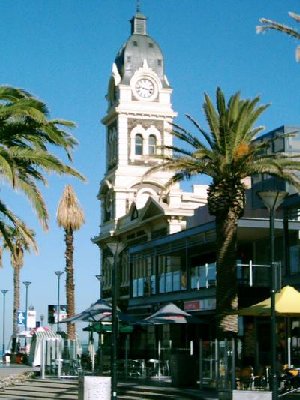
[55,271,64,332]
[95,274,103,374]
[1,290,8,355]
[22,281,31,332]
[258,190,287,400]
[106,241,124,400]
[95,274,102,299]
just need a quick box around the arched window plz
[135,134,143,155]
[148,135,157,155]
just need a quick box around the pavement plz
[0,363,217,399]
[1,363,300,399]
[0,363,37,377]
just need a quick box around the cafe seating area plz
[117,358,170,380]
[235,363,300,395]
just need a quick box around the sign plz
[184,298,216,312]
[27,310,36,329]
[17,311,25,325]
[48,305,67,324]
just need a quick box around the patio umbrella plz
[61,299,115,323]
[238,286,300,317]
[83,322,133,334]
[144,302,201,324]
[137,303,203,378]
[62,298,137,324]
[238,285,300,367]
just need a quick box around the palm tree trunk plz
[12,266,20,353]
[215,209,239,339]
[65,228,76,340]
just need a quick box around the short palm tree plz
[4,226,37,353]
[149,87,300,338]
[257,11,300,61]
[56,185,85,340]
[0,86,85,242]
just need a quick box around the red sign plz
[184,300,200,311]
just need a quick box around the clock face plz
[135,78,155,98]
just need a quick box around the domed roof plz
[115,12,169,87]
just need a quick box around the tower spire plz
[130,3,147,35]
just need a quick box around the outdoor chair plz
[128,359,145,378]
[146,359,160,377]
[236,366,255,390]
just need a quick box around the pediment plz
[139,197,164,221]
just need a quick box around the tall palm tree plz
[3,226,37,353]
[257,11,300,61]
[0,86,85,244]
[56,185,85,340]
[148,87,300,338]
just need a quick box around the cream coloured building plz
[93,10,208,303]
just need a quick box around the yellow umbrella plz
[238,285,300,367]
[238,286,300,317]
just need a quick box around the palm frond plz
[57,185,85,231]
[257,17,300,40]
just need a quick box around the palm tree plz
[0,86,85,244]
[257,11,300,61]
[4,226,37,354]
[0,201,36,254]
[148,87,300,338]
[56,185,85,340]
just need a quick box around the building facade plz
[93,9,300,368]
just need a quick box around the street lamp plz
[22,281,31,332]
[95,274,102,299]
[55,271,64,332]
[95,274,103,374]
[106,241,124,400]
[1,290,8,355]
[258,190,287,400]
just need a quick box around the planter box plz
[232,390,272,400]
[78,376,111,400]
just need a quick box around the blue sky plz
[1,0,300,344]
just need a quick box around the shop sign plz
[184,298,216,311]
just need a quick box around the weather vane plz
[136,0,141,13]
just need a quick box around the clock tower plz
[93,9,207,300]
[99,9,178,235]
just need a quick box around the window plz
[132,256,156,298]
[191,263,216,289]
[135,134,143,155]
[148,135,157,155]
[158,256,183,293]
[290,245,300,274]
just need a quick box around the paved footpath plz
[0,365,217,400]
[1,370,300,400]
[0,378,217,400]
[3,364,297,400]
